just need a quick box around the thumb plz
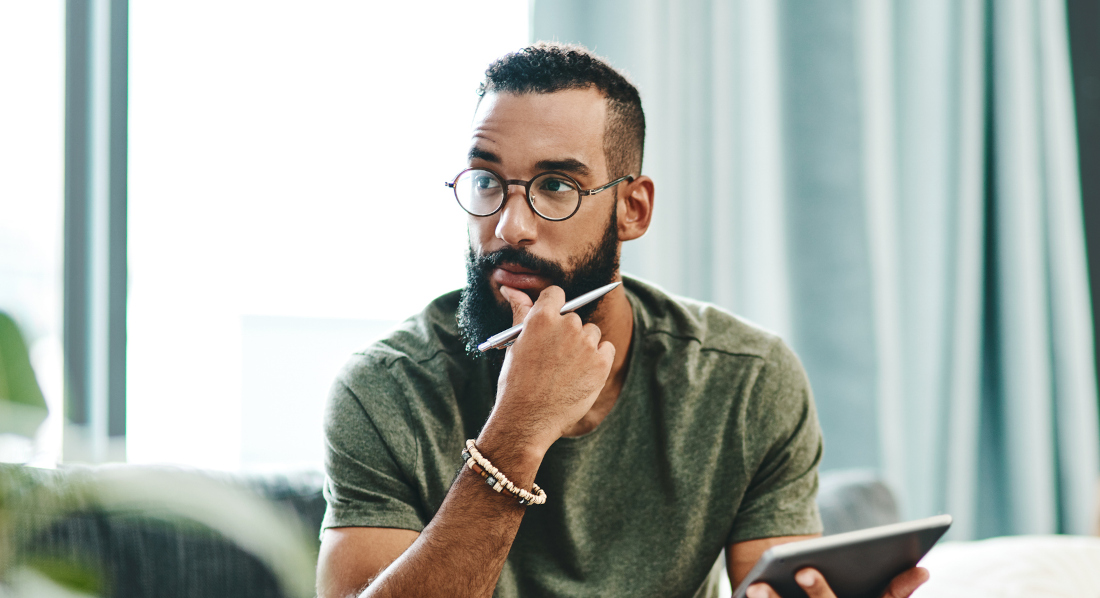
[499,285,534,326]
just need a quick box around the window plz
[0,1,65,466]
[127,2,529,468]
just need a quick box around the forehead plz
[470,88,607,174]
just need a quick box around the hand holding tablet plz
[734,515,952,598]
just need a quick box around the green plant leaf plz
[24,556,103,594]
[0,312,48,438]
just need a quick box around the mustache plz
[472,246,569,285]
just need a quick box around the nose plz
[494,183,538,247]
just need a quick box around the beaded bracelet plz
[462,439,547,506]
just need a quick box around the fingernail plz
[796,570,816,587]
[745,585,765,598]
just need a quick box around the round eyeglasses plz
[445,168,634,222]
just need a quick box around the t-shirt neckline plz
[547,280,644,451]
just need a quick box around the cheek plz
[467,216,496,247]
[542,223,594,264]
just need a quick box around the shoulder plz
[329,289,476,415]
[624,275,784,362]
[323,289,492,455]
[357,289,468,369]
[624,275,809,408]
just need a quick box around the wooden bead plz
[463,438,547,506]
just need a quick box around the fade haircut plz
[477,42,646,180]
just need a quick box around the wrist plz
[475,420,549,483]
[484,390,562,458]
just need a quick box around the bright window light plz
[0,1,65,466]
[128,1,530,469]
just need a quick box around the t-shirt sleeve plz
[727,339,824,545]
[320,355,427,535]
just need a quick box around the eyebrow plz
[468,147,501,164]
[534,158,591,177]
[467,147,592,178]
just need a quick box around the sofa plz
[0,465,934,598]
[3,465,325,597]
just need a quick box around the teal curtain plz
[532,0,1099,539]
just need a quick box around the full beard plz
[457,207,621,361]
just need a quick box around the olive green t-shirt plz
[321,276,823,597]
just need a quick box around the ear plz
[617,175,655,242]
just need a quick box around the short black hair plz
[478,41,645,180]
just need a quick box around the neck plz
[561,275,634,437]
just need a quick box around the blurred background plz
[2,0,1099,543]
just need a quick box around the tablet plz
[732,514,952,598]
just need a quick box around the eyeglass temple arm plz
[579,174,635,197]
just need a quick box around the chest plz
[498,427,744,597]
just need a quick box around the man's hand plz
[488,285,616,454]
[745,566,930,598]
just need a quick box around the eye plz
[472,173,500,190]
[538,176,577,193]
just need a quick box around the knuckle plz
[540,285,565,301]
[530,303,552,320]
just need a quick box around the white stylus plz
[476,281,622,352]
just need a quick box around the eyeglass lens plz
[453,169,581,220]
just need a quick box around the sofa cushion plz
[817,468,901,535]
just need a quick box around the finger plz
[499,285,534,326]
[745,583,781,598]
[564,312,584,331]
[882,567,929,598]
[597,340,616,362]
[581,321,603,343]
[795,568,837,598]
[535,285,567,312]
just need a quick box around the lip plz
[496,262,537,274]
[492,264,550,291]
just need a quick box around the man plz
[316,43,929,598]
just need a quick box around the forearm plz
[361,429,543,598]
[358,286,614,596]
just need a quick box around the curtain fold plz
[532,0,1098,538]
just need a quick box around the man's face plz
[457,88,622,356]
